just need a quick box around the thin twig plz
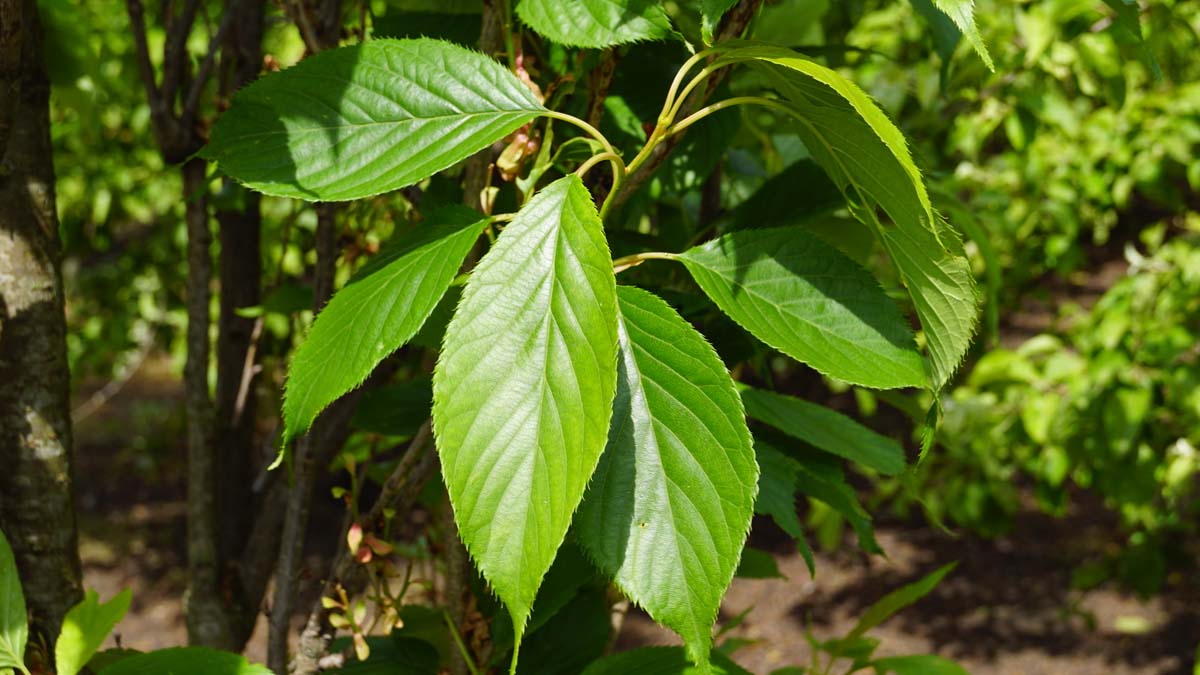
[182,0,244,129]
[290,425,438,675]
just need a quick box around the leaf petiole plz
[611,250,679,273]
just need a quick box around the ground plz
[73,355,1199,675]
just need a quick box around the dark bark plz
[0,0,83,651]
[269,205,339,674]
[181,156,239,650]
[212,0,265,648]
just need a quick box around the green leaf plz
[575,286,757,672]
[96,647,273,675]
[55,589,132,675]
[283,206,487,444]
[928,0,994,70]
[730,159,843,231]
[740,386,905,475]
[514,589,610,675]
[580,647,753,675]
[848,563,957,640]
[758,441,880,554]
[324,637,439,674]
[1102,0,1161,79]
[350,377,433,438]
[909,0,962,66]
[432,176,618,659]
[0,530,28,675]
[201,39,546,201]
[516,0,675,48]
[715,45,978,389]
[489,544,600,659]
[753,440,814,576]
[735,548,783,579]
[372,11,483,46]
[679,227,925,390]
[700,0,739,44]
[872,654,970,675]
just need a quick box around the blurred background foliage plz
[43,0,1200,605]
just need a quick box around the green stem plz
[664,63,722,126]
[443,609,482,675]
[667,96,793,138]
[658,48,714,126]
[541,110,620,160]
[575,151,624,181]
[611,250,679,273]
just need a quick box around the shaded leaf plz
[679,227,925,390]
[55,589,132,675]
[700,0,739,44]
[432,176,618,655]
[581,647,753,675]
[700,0,734,44]
[576,287,757,671]
[758,441,880,554]
[735,548,784,579]
[517,0,674,48]
[754,442,814,576]
[350,377,433,438]
[323,637,439,674]
[202,39,545,201]
[873,654,970,675]
[729,159,843,231]
[284,207,487,444]
[96,647,272,675]
[909,0,962,66]
[929,0,994,70]
[514,589,610,675]
[372,11,483,45]
[740,386,905,475]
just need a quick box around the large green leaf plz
[55,589,132,675]
[283,207,487,444]
[96,647,273,675]
[0,530,27,675]
[516,0,674,48]
[715,45,978,389]
[740,386,905,475]
[201,38,545,201]
[580,647,753,675]
[679,227,925,390]
[576,287,757,671]
[929,0,994,70]
[431,176,618,659]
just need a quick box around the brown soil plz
[72,358,1200,674]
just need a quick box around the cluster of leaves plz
[0,529,271,675]
[892,226,1200,595]
[195,0,985,672]
[847,0,1200,318]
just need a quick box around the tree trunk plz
[212,0,266,648]
[0,0,83,651]
[181,155,239,650]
